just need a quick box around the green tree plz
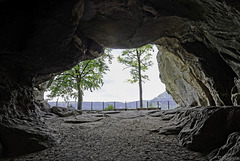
[117,44,154,108]
[47,49,112,110]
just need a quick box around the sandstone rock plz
[33,81,52,114]
[0,84,58,157]
[161,114,175,121]
[155,0,240,107]
[64,117,103,124]
[178,106,240,153]
[157,107,199,135]
[90,114,105,118]
[0,122,56,157]
[51,106,80,117]
[231,78,240,106]
[156,37,237,107]
[33,93,51,118]
[149,112,163,117]
[156,39,215,107]
[99,111,120,115]
[159,125,183,135]
[147,110,161,114]
[208,132,240,161]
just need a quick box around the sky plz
[83,45,166,102]
[45,45,166,102]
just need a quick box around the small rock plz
[149,128,160,133]
[99,111,120,114]
[149,112,163,117]
[45,113,55,117]
[159,126,182,135]
[161,114,175,121]
[64,117,103,124]
[51,106,76,117]
[147,110,161,114]
[91,114,105,117]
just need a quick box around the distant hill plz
[149,91,178,110]
[151,91,175,102]
[48,91,177,110]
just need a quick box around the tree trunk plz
[137,49,143,108]
[77,84,83,110]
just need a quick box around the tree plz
[47,49,112,110]
[117,44,154,108]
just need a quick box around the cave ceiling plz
[0,0,239,101]
[0,0,239,80]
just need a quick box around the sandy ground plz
[5,110,207,161]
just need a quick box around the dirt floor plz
[5,110,207,161]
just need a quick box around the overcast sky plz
[46,46,166,102]
[83,46,166,102]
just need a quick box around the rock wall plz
[156,38,217,107]
[161,106,240,160]
[156,0,240,107]
[0,0,103,157]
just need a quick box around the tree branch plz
[82,69,94,79]
[80,60,91,78]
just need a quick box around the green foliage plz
[117,44,154,108]
[104,104,114,111]
[117,44,154,84]
[149,102,154,108]
[47,48,112,102]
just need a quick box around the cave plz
[0,0,240,160]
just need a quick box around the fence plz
[80,101,177,111]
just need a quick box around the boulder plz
[0,122,56,157]
[0,85,57,158]
[51,106,81,117]
[208,132,240,161]
[158,107,200,135]
[159,107,240,155]
[178,106,240,153]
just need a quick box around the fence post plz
[56,98,59,106]
[157,101,160,109]
[114,101,116,111]
[136,101,138,110]
[91,102,93,111]
[168,101,170,110]
[103,102,104,110]
[125,101,127,111]
[147,101,149,110]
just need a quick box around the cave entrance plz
[45,45,177,111]
[1,0,240,159]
